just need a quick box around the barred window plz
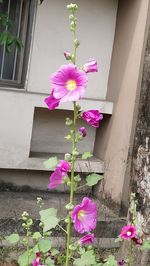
[0,0,35,88]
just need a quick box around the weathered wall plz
[131,27,150,266]
[95,0,150,207]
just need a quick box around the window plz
[0,0,36,88]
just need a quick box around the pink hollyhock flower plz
[79,127,87,137]
[51,64,88,102]
[44,89,60,110]
[71,197,97,233]
[82,110,103,128]
[48,160,70,189]
[120,224,137,240]
[32,253,42,266]
[79,233,95,246]
[56,160,70,174]
[83,59,98,73]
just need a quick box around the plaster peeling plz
[135,137,150,235]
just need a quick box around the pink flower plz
[79,233,95,246]
[32,253,42,266]
[79,127,87,137]
[48,160,70,189]
[71,197,97,233]
[120,224,137,240]
[51,64,88,102]
[83,59,98,73]
[82,110,103,128]
[56,160,70,174]
[118,259,126,265]
[44,89,60,110]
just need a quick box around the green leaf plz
[82,152,93,160]
[141,240,150,250]
[74,250,96,266]
[38,239,52,253]
[32,232,42,240]
[103,255,117,266]
[18,251,35,266]
[43,156,58,170]
[86,173,103,186]
[45,257,55,266]
[51,248,60,256]
[39,208,59,232]
[6,233,19,244]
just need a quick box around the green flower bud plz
[65,218,69,223]
[74,39,80,48]
[74,174,81,182]
[64,153,72,161]
[65,203,74,211]
[65,117,73,126]
[72,149,79,156]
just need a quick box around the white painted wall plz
[0,0,118,169]
[27,0,118,100]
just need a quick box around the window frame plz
[0,0,37,89]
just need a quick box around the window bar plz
[12,0,23,81]
[0,0,11,79]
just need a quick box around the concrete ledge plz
[1,156,104,173]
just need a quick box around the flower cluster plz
[48,160,70,189]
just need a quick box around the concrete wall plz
[27,0,118,100]
[0,0,117,170]
[95,0,150,207]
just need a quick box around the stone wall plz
[131,27,150,265]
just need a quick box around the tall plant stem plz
[66,9,78,265]
[66,101,77,266]
[128,240,133,266]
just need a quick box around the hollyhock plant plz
[50,64,88,102]
[44,89,60,110]
[82,110,103,128]
[79,127,87,137]
[48,160,70,189]
[120,224,137,240]
[79,233,95,246]
[83,59,98,73]
[71,197,97,233]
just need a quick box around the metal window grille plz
[0,0,35,88]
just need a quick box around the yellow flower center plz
[78,210,85,220]
[66,80,77,91]
[127,231,131,236]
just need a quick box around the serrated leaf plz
[43,156,58,170]
[39,208,59,232]
[74,250,96,265]
[82,152,93,160]
[32,232,41,240]
[38,239,52,253]
[6,233,19,244]
[86,173,103,186]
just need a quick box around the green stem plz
[128,240,133,266]
[27,230,29,266]
[65,8,78,266]
[66,101,77,266]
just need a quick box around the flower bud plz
[74,39,80,48]
[65,203,74,211]
[79,127,87,137]
[65,117,73,126]
[64,51,72,60]
[67,3,78,11]
[64,153,72,161]
[83,59,98,73]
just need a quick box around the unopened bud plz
[65,203,74,211]
[74,39,80,48]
